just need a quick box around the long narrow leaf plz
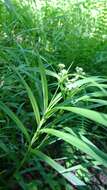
[16,71,40,125]
[38,56,48,112]
[85,98,107,106]
[57,106,107,127]
[0,102,30,142]
[31,149,86,187]
[41,128,107,167]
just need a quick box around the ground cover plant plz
[0,0,107,189]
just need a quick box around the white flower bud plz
[58,64,65,69]
[65,81,78,90]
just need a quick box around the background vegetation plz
[0,0,107,189]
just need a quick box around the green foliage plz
[1,63,107,189]
[0,0,107,189]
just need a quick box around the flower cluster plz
[58,64,68,84]
[58,64,85,92]
[76,66,85,76]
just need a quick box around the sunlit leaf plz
[57,106,107,127]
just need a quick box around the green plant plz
[0,60,107,189]
[1,0,107,74]
[1,0,107,189]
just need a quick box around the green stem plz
[31,117,45,145]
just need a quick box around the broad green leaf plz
[41,128,107,167]
[0,102,30,142]
[16,71,40,126]
[38,55,48,112]
[57,106,107,127]
[31,149,86,187]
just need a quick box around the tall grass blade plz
[85,98,107,106]
[0,102,30,142]
[57,106,107,127]
[16,71,40,126]
[31,149,86,187]
[38,55,48,112]
[41,128,107,167]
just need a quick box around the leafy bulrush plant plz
[0,59,107,189]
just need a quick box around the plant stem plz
[31,117,45,146]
